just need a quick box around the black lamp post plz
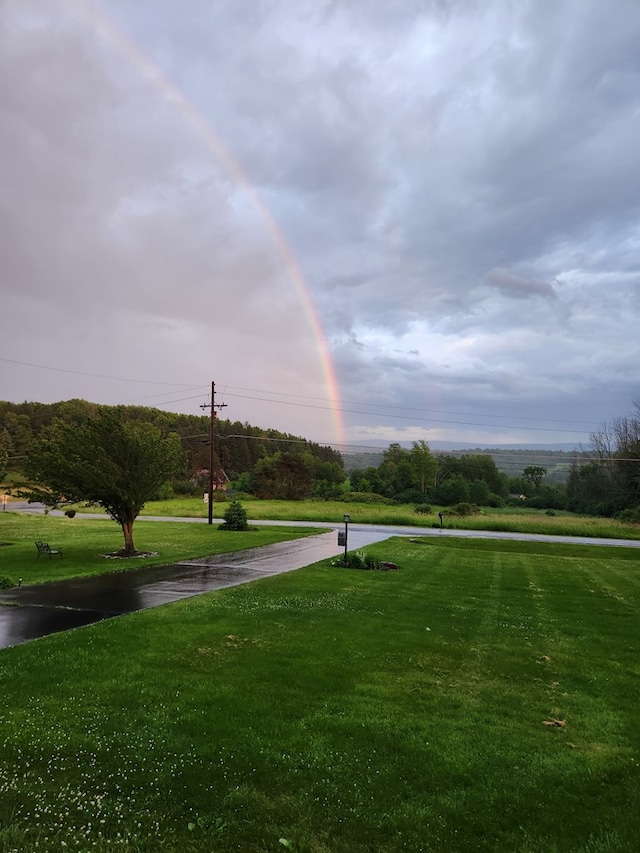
[343,513,350,562]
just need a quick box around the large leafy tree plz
[409,440,437,495]
[250,451,312,500]
[522,465,547,494]
[25,408,183,556]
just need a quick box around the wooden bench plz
[35,540,63,559]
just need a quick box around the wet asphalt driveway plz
[3,513,639,651]
[0,528,390,650]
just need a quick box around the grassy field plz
[134,496,640,541]
[6,493,639,540]
[0,511,321,585]
[1,529,640,851]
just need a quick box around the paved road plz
[0,526,391,650]
[6,501,640,548]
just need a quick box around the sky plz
[2,0,640,453]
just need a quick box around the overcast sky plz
[2,0,640,451]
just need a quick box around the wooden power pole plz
[201,381,227,525]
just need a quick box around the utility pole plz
[200,381,227,525]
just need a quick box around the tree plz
[523,466,547,494]
[459,454,506,495]
[219,500,249,530]
[0,428,11,483]
[379,443,413,497]
[249,451,312,500]
[587,401,640,514]
[0,447,7,484]
[468,479,490,505]
[3,412,33,460]
[610,408,640,509]
[409,440,437,495]
[436,474,470,506]
[25,408,183,556]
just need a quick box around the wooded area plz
[0,398,342,492]
[1,398,639,519]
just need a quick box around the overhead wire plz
[0,355,622,444]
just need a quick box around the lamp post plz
[343,513,350,563]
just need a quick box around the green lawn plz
[0,511,321,585]
[1,534,639,851]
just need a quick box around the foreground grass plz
[1,536,640,851]
[0,512,321,585]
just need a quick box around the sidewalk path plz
[0,528,390,650]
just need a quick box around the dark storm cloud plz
[2,0,640,446]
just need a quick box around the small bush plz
[414,504,432,515]
[450,502,480,517]
[332,550,380,570]
[0,575,15,589]
[150,482,174,501]
[394,488,427,504]
[64,509,77,518]
[218,500,249,531]
[172,479,201,497]
[615,507,640,525]
[341,492,396,505]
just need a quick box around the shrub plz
[450,502,480,517]
[436,474,470,506]
[218,500,249,531]
[414,504,432,515]
[394,488,427,504]
[150,482,174,501]
[333,550,380,570]
[615,507,640,525]
[64,509,76,518]
[172,479,201,497]
[341,492,396,505]
[0,575,15,589]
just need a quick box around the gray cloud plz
[2,0,640,448]
[482,268,556,300]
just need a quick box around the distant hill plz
[341,440,584,452]
[340,442,591,481]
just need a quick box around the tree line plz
[0,399,343,490]
[567,399,640,521]
[346,441,564,508]
[2,397,639,523]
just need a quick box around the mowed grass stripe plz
[1,537,640,851]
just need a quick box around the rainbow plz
[65,0,345,445]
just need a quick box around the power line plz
[0,356,200,387]
[177,432,640,464]
[219,383,602,428]
[2,353,604,430]
[0,355,619,440]
[220,390,592,436]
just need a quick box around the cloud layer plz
[2,0,640,448]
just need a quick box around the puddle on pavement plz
[0,532,364,650]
